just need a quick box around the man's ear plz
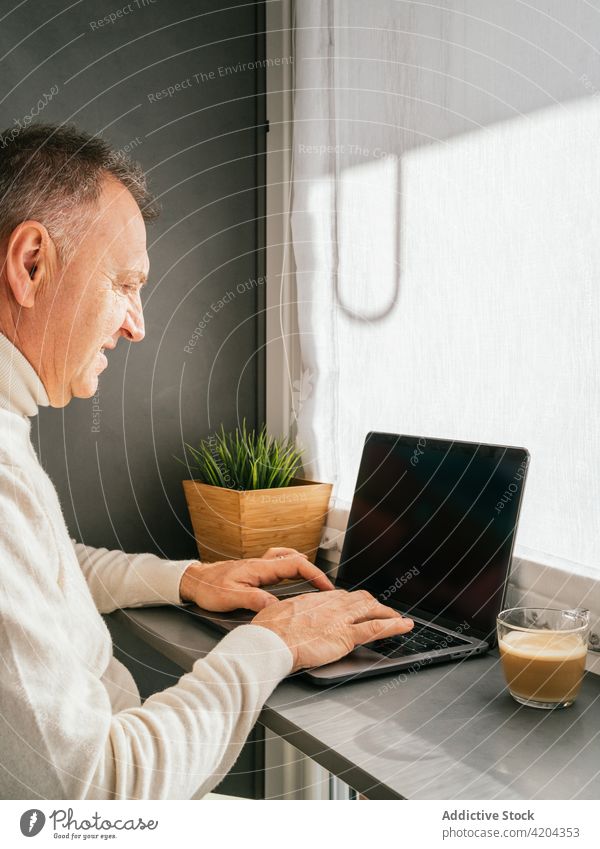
[4,220,58,308]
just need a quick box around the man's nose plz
[121,297,145,343]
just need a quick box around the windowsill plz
[513,543,600,584]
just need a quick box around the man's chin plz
[77,376,100,399]
[46,371,101,407]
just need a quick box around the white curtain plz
[291,0,600,578]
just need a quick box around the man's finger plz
[274,556,335,591]
[263,547,309,561]
[351,601,405,624]
[350,616,414,646]
[250,555,335,591]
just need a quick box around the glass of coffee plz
[497,607,590,709]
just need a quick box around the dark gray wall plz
[1,0,266,559]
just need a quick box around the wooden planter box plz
[182,478,333,563]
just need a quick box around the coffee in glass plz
[497,608,590,709]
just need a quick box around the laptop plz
[187,431,530,686]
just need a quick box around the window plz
[289,0,600,601]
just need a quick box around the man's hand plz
[253,589,414,672]
[178,547,334,612]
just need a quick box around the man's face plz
[37,178,149,406]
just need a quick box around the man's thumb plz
[244,588,279,612]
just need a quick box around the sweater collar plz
[0,333,50,418]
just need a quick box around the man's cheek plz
[98,289,122,319]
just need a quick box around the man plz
[0,124,413,800]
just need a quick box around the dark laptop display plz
[337,433,529,644]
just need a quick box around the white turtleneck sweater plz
[0,333,292,799]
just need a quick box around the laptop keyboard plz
[367,622,470,658]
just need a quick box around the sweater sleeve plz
[72,541,195,613]
[101,625,292,799]
[0,467,293,800]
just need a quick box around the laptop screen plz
[337,432,529,643]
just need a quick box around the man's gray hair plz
[0,123,159,262]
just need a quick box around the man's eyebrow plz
[114,270,148,286]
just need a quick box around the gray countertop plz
[110,605,600,800]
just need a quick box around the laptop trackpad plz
[188,606,255,631]
[306,644,393,680]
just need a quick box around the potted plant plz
[180,422,332,563]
